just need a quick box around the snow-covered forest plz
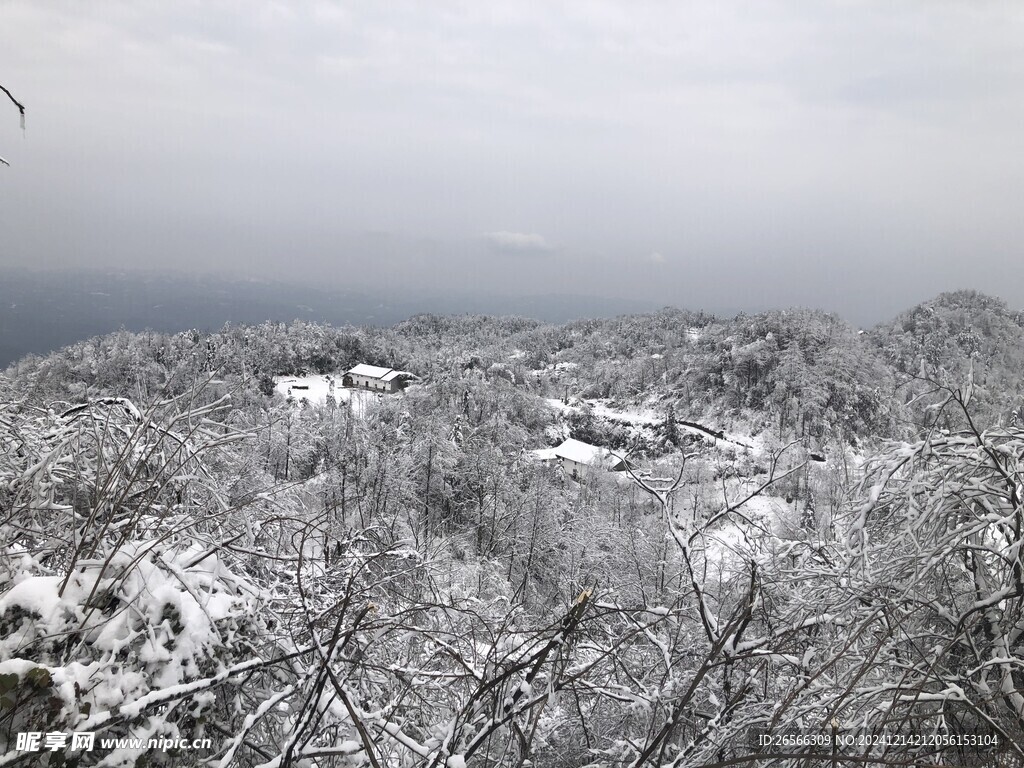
[3,289,1024,766]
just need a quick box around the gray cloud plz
[2,1,1024,325]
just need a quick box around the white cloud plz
[649,251,666,264]
[484,231,553,253]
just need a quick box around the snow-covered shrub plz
[0,396,269,765]
[0,546,265,761]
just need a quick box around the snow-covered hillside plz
[1,297,1019,766]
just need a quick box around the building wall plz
[351,374,388,391]
[348,373,410,392]
[561,458,591,480]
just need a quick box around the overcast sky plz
[2,1,1024,324]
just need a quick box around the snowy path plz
[544,398,660,426]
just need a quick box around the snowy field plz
[273,373,381,416]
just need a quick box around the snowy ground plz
[690,494,797,579]
[274,374,380,416]
[545,397,762,454]
[676,422,759,451]
[544,397,661,426]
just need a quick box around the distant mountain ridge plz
[7,285,1023,447]
[5,268,1023,438]
[0,268,659,367]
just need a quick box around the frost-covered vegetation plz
[3,290,1024,766]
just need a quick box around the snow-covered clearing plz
[546,397,762,454]
[544,397,660,426]
[273,373,380,415]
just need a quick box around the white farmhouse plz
[343,364,417,393]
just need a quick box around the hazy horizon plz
[4,3,1024,327]
[5,263,1016,328]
